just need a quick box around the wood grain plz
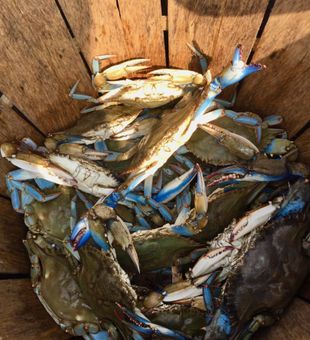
[0,0,94,135]
[168,0,268,74]
[295,128,310,165]
[0,197,29,274]
[236,0,310,137]
[117,0,166,65]
[0,95,44,196]
[59,0,165,68]
[256,298,310,339]
[0,279,70,339]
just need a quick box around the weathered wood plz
[295,128,310,165]
[237,0,310,137]
[0,95,43,196]
[117,0,165,65]
[256,298,310,339]
[0,279,70,339]
[0,197,29,274]
[59,0,129,64]
[168,0,268,74]
[59,0,165,67]
[0,0,94,134]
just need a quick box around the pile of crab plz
[1,45,309,340]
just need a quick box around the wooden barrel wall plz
[0,0,309,338]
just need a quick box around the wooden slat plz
[295,128,310,165]
[0,197,29,274]
[59,0,129,64]
[117,0,165,65]
[168,0,268,74]
[256,298,310,339]
[59,0,165,67]
[0,95,44,196]
[0,0,94,134]
[0,279,70,339]
[237,0,310,137]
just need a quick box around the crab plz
[204,180,310,339]
[96,45,264,211]
[0,141,119,212]
[71,45,211,112]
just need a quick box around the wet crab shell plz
[76,245,137,337]
[24,234,102,336]
[186,114,290,166]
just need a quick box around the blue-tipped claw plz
[214,45,265,90]
[71,217,91,250]
[116,304,187,339]
[154,165,197,204]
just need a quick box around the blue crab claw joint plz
[213,44,265,90]
[71,217,91,250]
[116,304,187,339]
[191,246,234,278]
[263,114,283,126]
[154,165,198,203]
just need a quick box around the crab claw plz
[148,69,205,86]
[116,303,187,339]
[71,216,111,251]
[70,217,91,250]
[213,45,265,90]
[107,216,140,273]
[154,165,198,203]
[103,58,150,80]
[191,246,234,278]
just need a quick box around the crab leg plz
[163,285,203,303]
[34,178,55,190]
[207,165,292,187]
[195,164,208,227]
[99,58,150,80]
[149,68,205,86]
[69,80,95,101]
[187,42,208,74]
[191,246,234,278]
[154,165,197,204]
[119,200,151,229]
[229,203,279,242]
[203,272,218,322]
[91,54,115,74]
[116,304,187,339]
[174,154,195,169]
[57,143,109,160]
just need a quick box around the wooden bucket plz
[0,0,309,338]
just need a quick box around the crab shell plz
[24,234,103,336]
[76,245,137,337]
[186,114,292,166]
